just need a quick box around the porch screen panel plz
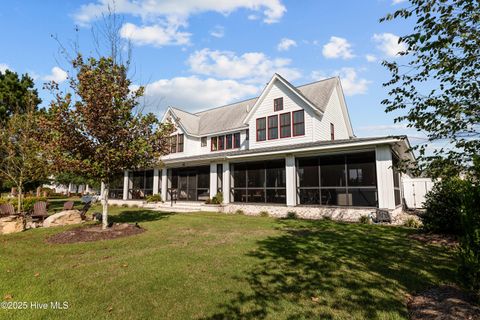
[231,160,286,204]
[129,170,154,199]
[297,151,377,207]
[109,173,124,199]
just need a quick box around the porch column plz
[161,168,168,202]
[222,162,230,204]
[209,163,217,198]
[375,145,395,210]
[285,155,297,207]
[153,168,159,195]
[122,170,129,200]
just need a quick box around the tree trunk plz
[17,185,22,214]
[101,181,109,229]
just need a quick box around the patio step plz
[152,202,222,213]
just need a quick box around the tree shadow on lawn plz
[109,210,175,223]
[204,219,456,320]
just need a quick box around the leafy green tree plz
[42,55,173,229]
[0,104,48,213]
[0,70,41,125]
[381,0,479,177]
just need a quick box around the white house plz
[109,74,414,221]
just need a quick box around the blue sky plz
[0,0,426,144]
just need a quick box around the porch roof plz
[161,135,413,166]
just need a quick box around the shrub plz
[146,194,162,203]
[403,217,422,229]
[0,196,47,213]
[210,192,223,205]
[458,170,480,300]
[286,211,297,219]
[421,178,467,235]
[235,209,245,215]
[323,216,332,221]
[121,203,128,208]
[259,211,269,217]
[359,215,371,224]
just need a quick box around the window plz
[170,135,177,153]
[256,118,266,141]
[292,110,305,136]
[268,115,278,140]
[128,170,154,199]
[393,155,401,206]
[201,137,207,147]
[218,136,225,150]
[246,129,249,141]
[274,97,283,111]
[226,134,233,149]
[280,112,291,138]
[234,133,241,148]
[330,123,335,141]
[297,152,377,207]
[217,164,223,193]
[211,136,218,151]
[177,134,184,152]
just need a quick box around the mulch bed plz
[407,285,480,320]
[408,233,458,248]
[46,223,145,244]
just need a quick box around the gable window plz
[201,137,207,147]
[274,97,283,111]
[246,129,249,141]
[256,117,266,141]
[170,135,177,153]
[177,134,184,152]
[330,123,335,141]
[226,134,233,149]
[280,112,291,138]
[234,132,241,148]
[292,110,305,136]
[211,136,218,151]
[268,115,278,140]
[218,136,225,150]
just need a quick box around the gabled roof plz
[164,75,341,136]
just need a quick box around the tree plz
[53,172,99,194]
[0,70,41,125]
[0,103,48,213]
[42,55,173,229]
[381,0,479,177]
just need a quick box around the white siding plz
[248,80,316,149]
[375,145,396,209]
[315,87,350,141]
[161,117,202,160]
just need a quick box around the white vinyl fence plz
[402,178,435,209]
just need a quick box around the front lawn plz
[0,207,456,319]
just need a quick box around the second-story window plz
[218,136,225,150]
[256,117,266,141]
[211,136,218,151]
[274,97,283,111]
[201,137,207,147]
[268,115,278,139]
[330,123,335,140]
[280,112,291,138]
[292,110,305,136]
[234,132,241,148]
[246,129,249,141]
[170,135,177,153]
[226,134,233,149]
[177,134,184,152]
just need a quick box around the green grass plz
[0,207,456,319]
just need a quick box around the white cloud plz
[43,67,68,83]
[311,67,370,96]
[0,64,10,73]
[187,48,301,84]
[365,54,377,62]
[74,0,286,25]
[372,33,407,57]
[120,22,191,47]
[141,76,259,112]
[210,25,225,38]
[392,0,407,4]
[277,38,296,51]
[322,36,354,59]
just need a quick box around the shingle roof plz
[168,76,339,136]
[162,136,407,164]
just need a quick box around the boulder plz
[0,215,24,234]
[43,210,83,228]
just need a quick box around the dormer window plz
[201,137,207,147]
[274,97,283,111]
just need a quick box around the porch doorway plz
[178,171,197,201]
[170,166,210,201]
